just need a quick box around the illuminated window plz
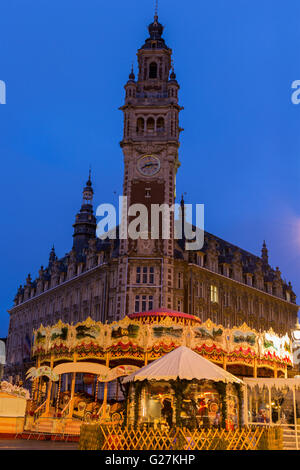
[210,285,218,303]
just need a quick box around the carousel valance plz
[244,377,300,390]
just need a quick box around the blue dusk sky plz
[0,0,300,336]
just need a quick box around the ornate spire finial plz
[170,59,176,80]
[261,240,268,267]
[154,0,158,20]
[129,63,135,81]
[83,169,94,201]
[49,246,57,265]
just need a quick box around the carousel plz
[24,309,294,432]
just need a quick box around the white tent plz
[123,346,244,384]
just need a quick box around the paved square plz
[0,439,78,450]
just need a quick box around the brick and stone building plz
[4,13,299,382]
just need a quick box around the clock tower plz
[115,12,183,319]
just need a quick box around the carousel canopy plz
[244,377,300,390]
[123,346,244,384]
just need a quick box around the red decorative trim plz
[128,309,201,324]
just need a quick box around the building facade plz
[4,13,299,382]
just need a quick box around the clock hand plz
[142,162,158,169]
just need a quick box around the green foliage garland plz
[170,379,189,427]
[118,378,129,429]
[133,381,145,426]
[233,383,243,428]
[214,382,227,428]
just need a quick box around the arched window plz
[157,117,165,132]
[149,62,158,79]
[147,117,155,132]
[136,117,144,134]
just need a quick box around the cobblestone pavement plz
[0,439,78,450]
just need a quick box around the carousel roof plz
[123,346,244,384]
[128,308,201,324]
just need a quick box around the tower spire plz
[82,168,94,204]
[72,170,96,252]
[154,0,158,20]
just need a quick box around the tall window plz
[135,295,153,312]
[136,267,154,284]
[149,62,158,79]
[196,254,204,267]
[196,281,204,298]
[156,117,165,131]
[136,117,144,134]
[223,265,229,277]
[224,291,230,307]
[210,285,218,303]
[177,272,183,289]
[147,117,155,132]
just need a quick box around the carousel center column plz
[45,354,54,416]
[68,352,77,418]
[102,350,111,420]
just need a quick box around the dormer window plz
[246,274,253,286]
[223,264,229,277]
[196,253,204,267]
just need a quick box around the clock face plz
[137,154,161,176]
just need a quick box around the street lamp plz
[292,318,300,343]
[292,318,300,374]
